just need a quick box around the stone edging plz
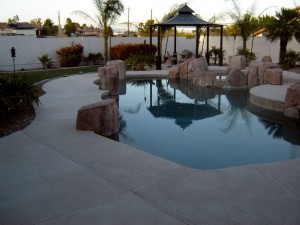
[249,92,285,112]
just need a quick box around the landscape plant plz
[73,0,124,63]
[125,54,155,70]
[83,53,104,65]
[38,54,52,69]
[264,7,300,64]
[56,42,84,67]
[110,43,157,61]
[209,46,225,65]
[282,49,300,69]
[236,47,256,65]
[0,77,42,112]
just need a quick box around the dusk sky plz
[1,0,299,30]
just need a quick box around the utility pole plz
[58,11,61,37]
[127,8,130,37]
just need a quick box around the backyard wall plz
[1,35,300,71]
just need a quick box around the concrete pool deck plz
[0,69,300,224]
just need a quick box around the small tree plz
[64,18,80,37]
[264,8,300,64]
[73,0,124,63]
[41,18,58,36]
[38,54,52,69]
[224,0,259,51]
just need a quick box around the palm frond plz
[72,10,98,25]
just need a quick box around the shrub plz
[236,47,256,65]
[125,53,155,70]
[209,46,225,65]
[282,49,300,68]
[56,42,83,67]
[83,52,104,65]
[38,54,52,69]
[0,77,43,112]
[110,43,157,61]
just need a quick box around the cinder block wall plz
[1,36,299,71]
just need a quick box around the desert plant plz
[209,46,225,65]
[73,0,124,63]
[38,54,52,69]
[83,52,104,65]
[236,47,256,65]
[282,49,300,68]
[0,77,42,112]
[125,54,155,70]
[56,42,84,67]
[110,44,157,61]
[264,7,300,64]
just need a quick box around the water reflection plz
[97,77,300,169]
[147,80,222,130]
[221,91,252,134]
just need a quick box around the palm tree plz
[224,0,259,51]
[73,0,124,63]
[264,7,300,64]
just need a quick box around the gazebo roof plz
[158,4,220,27]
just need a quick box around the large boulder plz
[284,82,300,120]
[198,56,209,71]
[247,62,261,89]
[285,82,300,108]
[227,68,247,86]
[76,99,119,137]
[247,62,281,88]
[106,60,126,79]
[187,57,205,81]
[98,66,118,78]
[169,65,180,79]
[264,68,282,85]
[227,55,246,73]
[179,57,195,80]
[258,62,280,85]
[179,60,189,80]
[262,56,272,62]
[193,72,216,87]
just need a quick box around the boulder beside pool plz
[76,99,119,137]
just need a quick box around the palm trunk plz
[279,40,287,64]
[103,23,108,64]
[243,38,247,51]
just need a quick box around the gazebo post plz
[206,26,210,65]
[173,26,177,64]
[219,25,223,66]
[156,25,162,70]
[196,26,199,58]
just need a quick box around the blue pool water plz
[110,79,300,170]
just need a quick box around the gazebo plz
[150,4,224,70]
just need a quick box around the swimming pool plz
[106,79,300,170]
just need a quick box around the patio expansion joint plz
[255,165,300,201]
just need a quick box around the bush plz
[282,49,300,68]
[209,46,225,65]
[38,54,52,69]
[0,77,43,112]
[236,47,256,65]
[83,53,104,65]
[125,53,155,70]
[110,43,157,61]
[56,42,83,67]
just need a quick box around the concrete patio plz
[0,70,300,225]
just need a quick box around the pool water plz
[111,79,300,170]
